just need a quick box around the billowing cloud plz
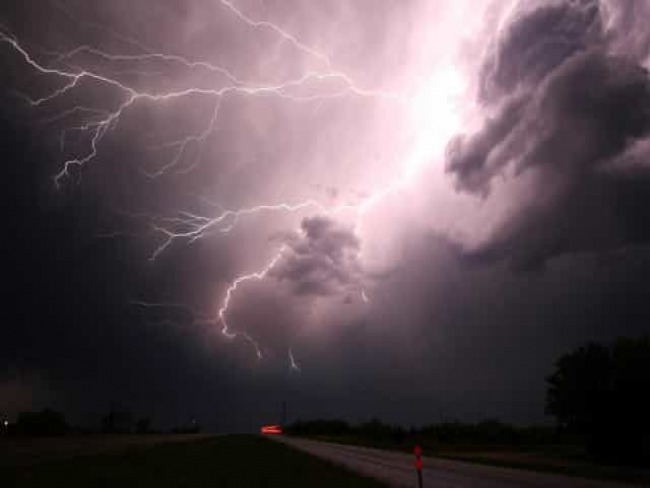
[270,216,362,296]
[446,0,650,267]
[479,0,602,104]
[601,0,650,66]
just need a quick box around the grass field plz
[3,435,385,487]
[434,450,650,485]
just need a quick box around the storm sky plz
[1,0,649,432]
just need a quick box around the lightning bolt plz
[361,290,370,303]
[288,349,301,372]
[217,0,332,68]
[148,200,356,262]
[0,28,399,189]
[216,248,288,358]
[0,1,457,367]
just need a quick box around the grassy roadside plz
[291,435,650,485]
[4,435,386,487]
[434,451,650,485]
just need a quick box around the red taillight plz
[260,424,283,434]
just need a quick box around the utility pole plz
[281,400,287,426]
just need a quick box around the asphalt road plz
[275,437,636,488]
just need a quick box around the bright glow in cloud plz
[406,66,466,180]
[0,0,573,369]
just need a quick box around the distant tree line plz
[3,409,68,437]
[289,336,649,468]
[100,406,200,435]
[100,405,173,434]
[2,406,201,437]
[286,418,571,449]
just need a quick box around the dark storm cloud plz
[269,216,362,296]
[479,0,602,104]
[446,0,650,267]
[602,0,650,63]
[445,96,527,194]
[449,52,650,191]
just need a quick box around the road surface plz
[275,437,636,487]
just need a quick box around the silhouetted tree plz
[546,337,650,466]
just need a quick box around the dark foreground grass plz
[4,435,385,487]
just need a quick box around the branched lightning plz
[148,199,358,261]
[216,248,288,359]
[0,28,399,189]
[0,1,452,368]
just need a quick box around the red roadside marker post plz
[414,444,423,488]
